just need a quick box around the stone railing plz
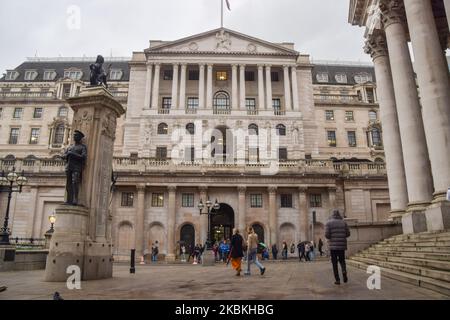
[0,92,56,99]
[314,94,361,103]
[0,157,386,177]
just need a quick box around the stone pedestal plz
[402,210,427,234]
[44,86,125,282]
[0,245,16,272]
[202,249,215,267]
[425,200,450,232]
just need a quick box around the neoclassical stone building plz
[0,28,390,261]
[349,0,450,234]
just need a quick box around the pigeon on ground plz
[53,292,64,300]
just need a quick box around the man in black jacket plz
[325,210,351,285]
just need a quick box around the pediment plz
[145,28,298,56]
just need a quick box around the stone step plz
[372,244,450,253]
[383,236,450,244]
[388,231,450,242]
[376,240,450,247]
[347,259,450,296]
[365,250,450,262]
[354,253,450,271]
[350,256,450,282]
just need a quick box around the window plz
[366,88,375,103]
[347,131,357,147]
[248,124,258,135]
[58,106,68,118]
[189,70,199,81]
[250,194,263,208]
[325,110,335,121]
[327,131,337,147]
[5,71,19,80]
[24,71,37,81]
[216,71,227,81]
[33,108,43,119]
[278,148,288,161]
[121,192,134,207]
[187,97,199,110]
[272,99,281,111]
[213,91,230,112]
[280,194,293,208]
[310,194,322,207]
[157,123,168,135]
[335,73,347,83]
[29,128,40,145]
[163,70,173,80]
[162,97,172,109]
[109,69,123,80]
[316,73,329,83]
[345,111,354,121]
[271,72,279,82]
[64,70,82,80]
[246,98,256,111]
[369,111,377,122]
[0,107,2,119]
[184,147,195,162]
[245,71,255,81]
[186,123,195,135]
[354,73,372,84]
[9,128,20,144]
[156,147,167,160]
[43,70,56,81]
[182,193,194,207]
[152,193,164,207]
[53,125,65,145]
[371,128,382,147]
[276,124,286,136]
[248,147,259,162]
[13,108,23,119]
[62,84,71,97]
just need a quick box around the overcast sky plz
[0,0,370,74]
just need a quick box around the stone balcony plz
[0,157,387,177]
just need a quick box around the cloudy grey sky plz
[0,0,369,74]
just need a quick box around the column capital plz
[198,185,208,193]
[231,64,239,68]
[268,186,277,194]
[265,64,272,68]
[380,0,406,29]
[283,64,290,69]
[167,185,177,192]
[364,31,389,60]
[237,186,247,193]
[207,63,214,68]
[172,62,180,67]
[198,63,206,68]
[328,187,337,192]
[257,64,265,69]
[146,62,154,67]
[153,62,161,67]
[298,187,308,193]
[239,64,246,68]
[137,184,146,192]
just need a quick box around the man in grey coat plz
[325,210,350,285]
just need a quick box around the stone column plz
[171,63,179,109]
[206,64,213,109]
[239,64,246,110]
[291,66,300,111]
[257,65,265,110]
[237,186,247,232]
[445,0,450,30]
[298,187,309,241]
[135,184,146,258]
[179,64,187,110]
[268,186,277,247]
[199,186,208,245]
[232,64,238,110]
[198,64,205,109]
[283,65,292,111]
[380,1,433,233]
[45,86,125,281]
[265,65,273,111]
[404,0,450,231]
[166,185,177,262]
[151,63,161,109]
[365,31,408,220]
[144,63,153,109]
[328,187,336,209]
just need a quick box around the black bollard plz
[130,249,136,274]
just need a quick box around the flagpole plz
[221,0,224,28]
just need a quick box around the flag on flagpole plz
[225,0,231,11]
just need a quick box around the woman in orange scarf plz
[229,228,245,276]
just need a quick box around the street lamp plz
[0,168,27,245]
[198,198,220,250]
[48,213,57,233]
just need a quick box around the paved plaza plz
[0,260,447,300]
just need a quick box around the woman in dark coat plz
[229,228,245,276]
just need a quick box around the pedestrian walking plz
[318,238,324,256]
[271,244,278,260]
[229,228,245,276]
[244,227,266,276]
[297,241,307,262]
[290,243,295,256]
[282,241,288,260]
[325,209,351,285]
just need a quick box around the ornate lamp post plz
[48,213,57,234]
[0,168,27,245]
[198,198,220,251]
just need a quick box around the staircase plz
[348,230,450,296]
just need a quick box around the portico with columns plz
[349,0,450,233]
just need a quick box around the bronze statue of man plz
[89,55,110,88]
[62,130,87,206]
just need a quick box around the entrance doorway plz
[180,224,195,253]
[210,203,235,243]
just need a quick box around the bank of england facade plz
[0,28,388,261]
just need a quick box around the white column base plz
[425,201,450,232]
[202,249,216,267]
[401,210,427,234]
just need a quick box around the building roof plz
[311,62,376,85]
[0,58,130,82]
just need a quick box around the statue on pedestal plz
[89,55,111,88]
[61,130,87,206]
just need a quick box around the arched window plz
[157,123,168,135]
[374,157,384,163]
[213,91,230,114]
[58,106,68,118]
[248,124,258,135]
[186,123,195,135]
[369,111,377,122]
[53,124,65,145]
[276,124,286,136]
